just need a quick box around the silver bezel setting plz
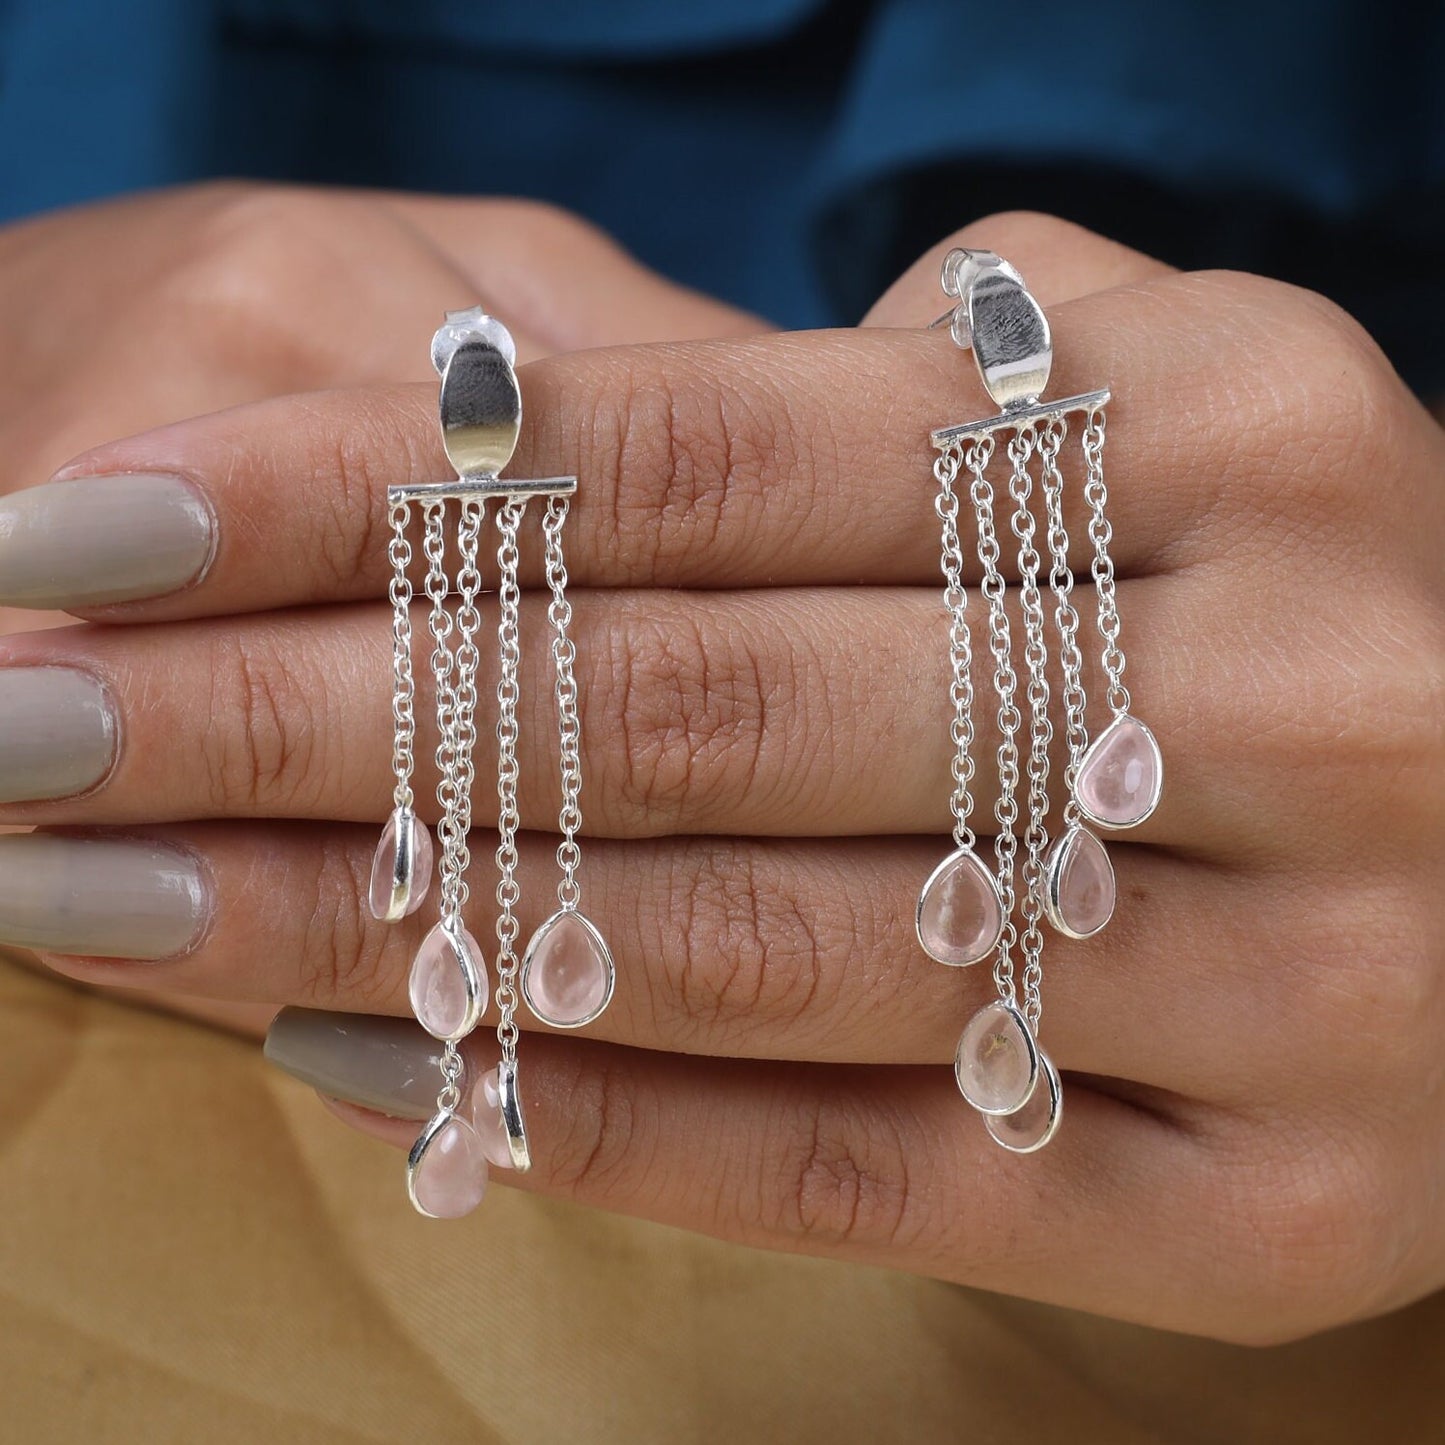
[1042,824,1116,940]
[1073,713,1164,831]
[411,922,487,1043]
[915,846,1005,967]
[519,908,616,1030]
[496,1057,532,1172]
[954,1000,1040,1117]
[984,1051,1063,1154]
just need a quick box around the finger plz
[0,574,1246,851]
[863,211,1176,328]
[385,193,773,349]
[27,267,1348,620]
[315,1034,1238,1337]
[19,822,1359,1106]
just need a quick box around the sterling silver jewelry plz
[368,309,610,1218]
[924,251,1163,1153]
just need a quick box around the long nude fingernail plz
[0,473,215,609]
[0,667,117,803]
[0,833,208,959]
[265,1008,444,1121]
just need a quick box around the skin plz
[3,188,1444,1345]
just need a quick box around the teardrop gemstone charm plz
[985,1051,1062,1154]
[955,1001,1039,1116]
[1043,825,1116,939]
[916,847,1005,967]
[407,1109,488,1218]
[521,909,615,1028]
[1073,714,1163,830]
[409,922,488,1041]
[471,1059,531,1172]
[368,807,434,922]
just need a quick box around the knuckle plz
[158,182,348,376]
[759,1089,918,1251]
[587,350,789,581]
[597,606,772,829]
[1217,1128,1406,1339]
[201,630,319,812]
[545,1056,645,1199]
[661,843,831,1041]
[294,835,392,1010]
[1203,273,1407,521]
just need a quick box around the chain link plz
[1038,419,1088,823]
[963,435,1021,1009]
[493,499,526,1061]
[543,498,584,910]
[387,500,417,811]
[1083,406,1131,716]
[934,446,977,852]
[1007,427,1051,1033]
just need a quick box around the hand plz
[1,211,1440,1344]
[0,180,762,1032]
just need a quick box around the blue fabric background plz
[1,0,1442,387]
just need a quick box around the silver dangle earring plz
[371,307,585,1217]
[924,249,1162,1152]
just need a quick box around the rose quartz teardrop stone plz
[955,1001,1038,1115]
[368,810,434,920]
[1074,715,1162,829]
[471,1066,514,1170]
[523,912,612,1027]
[410,1115,488,1218]
[1048,827,1116,938]
[917,848,1004,966]
[409,923,487,1041]
[985,1054,1062,1153]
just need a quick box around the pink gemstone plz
[522,911,613,1028]
[368,810,434,921]
[409,1114,488,1218]
[955,1001,1038,1115]
[409,923,487,1041]
[1074,715,1162,829]
[471,1066,514,1170]
[1045,827,1116,939]
[916,847,1004,966]
[985,1053,1062,1153]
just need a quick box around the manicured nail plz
[265,1009,444,1121]
[0,833,208,958]
[0,473,214,609]
[0,667,117,803]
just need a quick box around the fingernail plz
[0,667,117,803]
[0,473,215,609]
[0,833,208,959]
[265,1008,444,1121]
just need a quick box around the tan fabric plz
[1,954,1441,1444]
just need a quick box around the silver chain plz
[450,501,485,922]
[1083,407,1131,716]
[423,504,460,924]
[493,499,526,1062]
[1039,418,1088,824]
[1007,427,1051,1033]
[387,500,417,812]
[543,498,584,910]
[933,447,977,853]
[963,436,1020,1009]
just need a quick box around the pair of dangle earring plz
[915,251,1163,1152]
[369,308,615,1218]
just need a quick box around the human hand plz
[0,212,1440,1344]
[0,180,761,1032]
